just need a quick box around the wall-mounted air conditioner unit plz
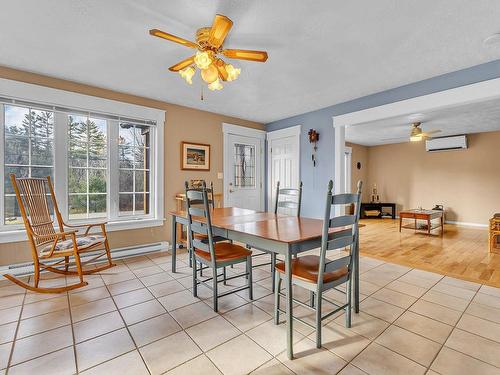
[425,135,468,152]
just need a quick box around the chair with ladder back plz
[186,181,253,312]
[5,174,115,293]
[247,181,303,291]
[274,180,362,348]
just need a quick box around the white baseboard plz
[444,220,488,228]
[0,241,169,278]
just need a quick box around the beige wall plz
[0,66,263,265]
[350,131,500,225]
[347,142,369,198]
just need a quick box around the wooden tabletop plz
[169,207,329,244]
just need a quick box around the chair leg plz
[223,267,227,285]
[73,251,85,284]
[271,253,276,292]
[346,278,352,328]
[103,238,113,267]
[64,256,70,272]
[212,265,218,312]
[247,256,253,300]
[192,258,198,298]
[309,291,315,308]
[315,289,322,348]
[274,273,281,325]
[33,260,40,288]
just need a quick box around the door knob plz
[229,189,234,193]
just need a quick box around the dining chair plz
[5,174,115,293]
[187,182,253,312]
[184,181,232,281]
[248,181,303,291]
[274,180,362,348]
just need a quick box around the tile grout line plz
[65,282,79,374]
[342,265,444,371]
[425,286,500,372]
[4,283,27,375]
[98,268,153,375]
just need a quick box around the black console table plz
[360,202,396,219]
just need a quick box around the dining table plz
[168,207,360,359]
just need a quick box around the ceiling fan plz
[382,122,441,143]
[149,14,268,92]
[408,122,441,141]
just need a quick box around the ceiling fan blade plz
[423,130,441,135]
[208,14,233,49]
[214,59,229,81]
[168,56,195,72]
[222,49,268,62]
[149,29,199,49]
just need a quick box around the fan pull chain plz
[200,83,204,101]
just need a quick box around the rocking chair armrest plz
[33,230,78,241]
[63,222,108,235]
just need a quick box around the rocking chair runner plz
[5,174,115,293]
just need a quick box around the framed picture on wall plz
[181,142,210,171]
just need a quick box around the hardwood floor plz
[359,219,500,287]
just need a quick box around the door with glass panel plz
[225,134,263,211]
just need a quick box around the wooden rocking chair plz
[5,174,115,293]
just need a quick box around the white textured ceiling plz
[1,1,500,123]
[346,97,500,146]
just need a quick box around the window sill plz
[0,218,165,244]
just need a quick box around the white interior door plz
[224,130,264,211]
[267,126,300,211]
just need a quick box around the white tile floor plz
[0,250,499,375]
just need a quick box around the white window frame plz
[0,78,165,243]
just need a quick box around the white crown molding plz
[266,124,301,140]
[222,122,266,139]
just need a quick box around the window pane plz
[69,195,87,220]
[135,193,149,215]
[119,194,133,216]
[5,105,30,136]
[134,147,150,169]
[5,136,29,165]
[135,171,145,192]
[31,167,53,180]
[88,118,107,168]
[119,124,134,146]
[68,115,88,143]
[4,196,22,225]
[234,143,256,188]
[134,126,150,147]
[69,168,87,194]
[119,146,134,168]
[119,170,133,192]
[69,140,87,167]
[31,110,54,138]
[4,166,29,194]
[31,138,53,165]
[89,195,106,218]
[89,169,106,193]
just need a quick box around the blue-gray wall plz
[266,59,500,218]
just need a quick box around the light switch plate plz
[217,172,224,179]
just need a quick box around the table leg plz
[171,216,177,273]
[285,250,294,359]
[428,218,431,234]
